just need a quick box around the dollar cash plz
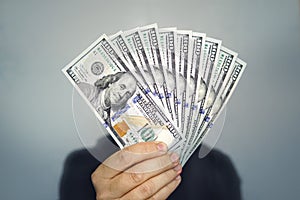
[198,47,238,134]
[62,24,247,165]
[180,32,206,159]
[182,58,247,164]
[109,31,151,90]
[62,34,182,150]
[122,28,165,107]
[109,31,164,117]
[139,24,173,119]
[182,46,238,160]
[176,31,193,132]
[158,27,178,123]
[188,37,222,151]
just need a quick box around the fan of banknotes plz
[62,23,247,166]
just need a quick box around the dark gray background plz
[0,0,299,199]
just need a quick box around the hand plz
[91,142,182,200]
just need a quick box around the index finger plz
[95,141,168,179]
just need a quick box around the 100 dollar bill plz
[140,24,174,120]
[158,27,178,122]
[180,32,206,158]
[183,58,247,164]
[62,35,182,149]
[176,30,193,131]
[122,28,165,108]
[182,46,238,160]
[197,47,238,136]
[189,37,222,147]
[110,31,151,91]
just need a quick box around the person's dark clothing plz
[59,145,241,200]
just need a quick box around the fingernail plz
[157,142,167,152]
[175,175,181,181]
[173,164,182,172]
[170,153,179,163]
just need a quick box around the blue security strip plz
[132,95,142,103]
[204,116,211,122]
[103,123,109,128]
[159,93,164,99]
[144,88,151,94]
